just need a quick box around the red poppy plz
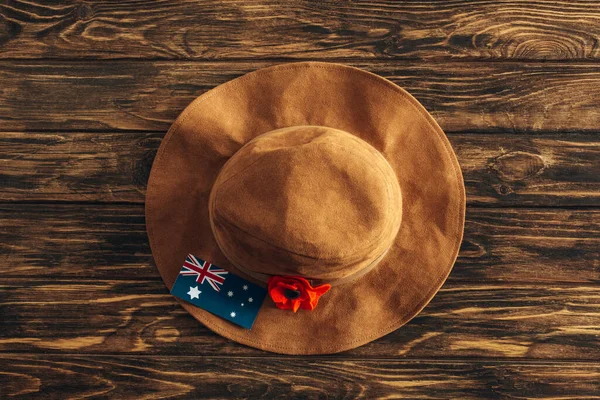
[267,276,331,312]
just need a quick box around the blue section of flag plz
[171,254,267,329]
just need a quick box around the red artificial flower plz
[267,276,331,312]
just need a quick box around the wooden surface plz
[1,1,599,399]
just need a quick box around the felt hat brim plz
[145,62,466,355]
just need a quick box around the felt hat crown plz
[146,62,466,354]
[209,125,402,285]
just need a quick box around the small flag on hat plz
[171,254,267,329]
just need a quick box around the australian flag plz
[171,254,267,329]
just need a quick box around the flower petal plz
[291,299,301,312]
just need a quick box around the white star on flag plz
[227,291,234,297]
[243,285,248,291]
[230,312,236,318]
[248,297,253,302]
[187,286,201,300]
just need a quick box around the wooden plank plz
[1,278,600,359]
[1,356,599,399]
[1,132,599,206]
[2,1,600,61]
[2,61,600,132]
[456,134,600,206]
[1,204,598,284]
[0,132,160,203]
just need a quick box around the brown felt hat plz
[146,62,466,354]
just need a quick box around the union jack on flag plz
[180,254,228,292]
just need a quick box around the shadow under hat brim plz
[145,62,466,355]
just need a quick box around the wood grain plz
[2,278,600,359]
[0,132,160,203]
[457,134,600,206]
[2,132,599,206]
[1,204,598,284]
[2,61,600,132]
[0,204,600,284]
[2,1,600,61]
[2,356,599,399]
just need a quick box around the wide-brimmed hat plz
[146,62,465,355]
